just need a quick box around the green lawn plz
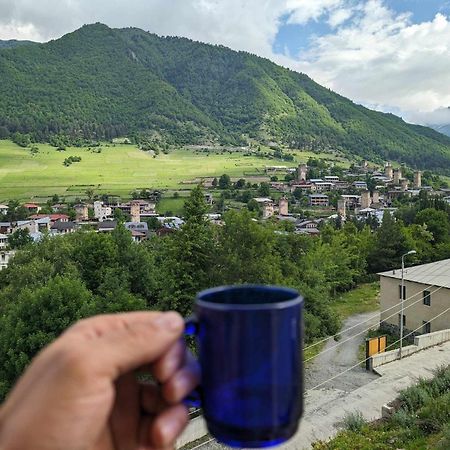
[332,282,380,320]
[0,140,351,202]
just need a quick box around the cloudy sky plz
[1,0,450,125]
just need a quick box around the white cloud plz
[286,0,344,25]
[286,1,450,116]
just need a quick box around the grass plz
[0,139,352,202]
[332,282,380,321]
[313,365,450,449]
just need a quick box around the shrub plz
[342,411,366,432]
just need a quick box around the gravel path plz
[305,311,380,391]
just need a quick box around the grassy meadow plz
[0,140,349,202]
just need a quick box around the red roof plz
[30,214,69,221]
[23,203,39,208]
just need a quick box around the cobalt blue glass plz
[187,285,304,448]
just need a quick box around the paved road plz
[305,311,380,391]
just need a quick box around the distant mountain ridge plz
[429,123,450,138]
[0,39,36,49]
[0,23,450,173]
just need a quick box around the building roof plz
[378,259,450,289]
[51,221,76,231]
[98,221,117,230]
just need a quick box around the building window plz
[399,285,406,300]
[423,321,431,334]
[423,290,431,306]
[398,314,406,327]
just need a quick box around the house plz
[30,214,69,223]
[125,222,149,242]
[312,181,335,192]
[97,221,117,233]
[352,181,368,190]
[0,234,8,249]
[378,259,450,335]
[0,250,15,271]
[51,220,76,234]
[0,204,8,216]
[51,204,67,213]
[23,203,41,213]
[308,194,329,207]
[94,201,113,221]
[0,222,13,234]
[295,220,321,236]
[253,198,275,219]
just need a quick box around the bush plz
[399,383,432,412]
[342,411,366,432]
[417,391,450,434]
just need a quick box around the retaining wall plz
[370,329,450,371]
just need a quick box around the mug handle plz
[184,315,202,408]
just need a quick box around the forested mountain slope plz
[1,23,450,172]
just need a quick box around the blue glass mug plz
[186,285,304,448]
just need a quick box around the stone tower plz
[414,171,422,189]
[279,197,288,216]
[297,164,308,182]
[393,168,402,185]
[130,201,141,223]
[401,179,409,191]
[262,202,274,220]
[385,163,393,180]
[74,204,88,222]
[337,198,347,219]
[372,190,380,205]
[361,190,371,209]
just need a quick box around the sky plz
[0,0,450,126]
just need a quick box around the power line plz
[304,260,448,353]
[306,303,450,393]
[304,285,444,364]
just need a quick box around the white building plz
[0,234,8,249]
[94,201,113,222]
[0,250,15,271]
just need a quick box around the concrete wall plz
[370,328,450,370]
[176,416,208,448]
[380,276,450,333]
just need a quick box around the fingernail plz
[160,415,183,444]
[154,312,183,331]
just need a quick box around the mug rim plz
[196,284,303,311]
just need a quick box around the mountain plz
[0,39,35,49]
[429,124,450,138]
[1,23,450,173]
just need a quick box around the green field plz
[0,140,349,202]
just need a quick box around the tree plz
[0,276,96,399]
[8,229,33,249]
[368,211,410,273]
[258,182,270,197]
[415,208,450,244]
[218,174,231,189]
[156,186,216,316]
[235,178,246,189]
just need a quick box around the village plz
[1,158,450,273]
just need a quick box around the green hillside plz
[0,40,35,49]
[1,23,450,172]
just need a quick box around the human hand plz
[0,311,200,450]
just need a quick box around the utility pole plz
[400,250,417,359]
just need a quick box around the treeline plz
[1,187,449,399]
[1,24,450,170]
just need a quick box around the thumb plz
[71,312,185,380]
